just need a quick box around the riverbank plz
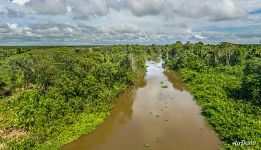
[177,68,261,149]
[62,60,221,150]
[162,42,261,149]
[0,46,146,149]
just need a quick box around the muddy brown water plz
[62,60,222,150]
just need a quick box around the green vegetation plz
[0,45,146,149]
[162,42,261,149]
[161,85,168,88]
[143,143,151,148]
[0,43,260,150]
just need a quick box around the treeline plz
[0,45,146,149]
[162,42,261,149]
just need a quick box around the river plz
[62,59,222,150]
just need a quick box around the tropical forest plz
[0,43,260,150]
[0,0,261,150]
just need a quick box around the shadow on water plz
[164,70,188,91]
[61,77,147,150]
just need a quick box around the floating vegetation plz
[144,143,151,148]
[155,137,161,143]
[161,85,168,88]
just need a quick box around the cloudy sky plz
[0,0,260,45]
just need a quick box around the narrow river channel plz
[62,59,222,150]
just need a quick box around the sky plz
[0,0,260,45]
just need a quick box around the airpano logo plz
[232,140,256,146]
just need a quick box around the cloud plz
[26,0,67,15]
[236,33,261,38]
[68,0,109,19]
[193,34,206,40]
[210,0,246,21]
[29,22,77,37]
[11,0,30,6]
[17,0,247,21]
[91,0,109,16]
[0,24,10,33]
[7,8,26,18]
[68,0,168,20]
[68,0,91,19]
[0,22,99,40]
[177,4,209,19]
[5,23,33,37]
[78,24,98,33]
[163,23,188,29]
[99,0,167,17]
[106,0,125,9]
[126,0,165,16]
[0,2,6,13]
[249,9,261,15]
[176,0,246,21]
[98,23,140,34]
[0,0,260,45]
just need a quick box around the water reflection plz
[62,78,146,150]
[164,70,188,91]
[62,60,222,150]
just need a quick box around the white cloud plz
[12,0,247,22]
[64,27,73,33]
[6,23,33,36]
[0,0,260,45]
[12,0,30,6]
[194,34,206,40]
[210,0,246,21]
[7,23,19,31]
[176,0,246,21]
[66,6,72,13]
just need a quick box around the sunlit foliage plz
[162,42,261,149]
[0,45,146,149]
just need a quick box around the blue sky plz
[0,0,260,45]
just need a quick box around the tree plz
[242,57,261,104]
